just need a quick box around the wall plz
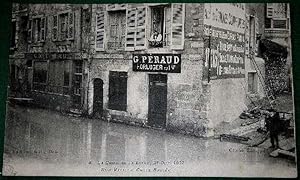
[87,3,215,137]
[208,78,247,126]
[88,54,148,125]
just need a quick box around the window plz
[248,72,258,94]
[59,13,68,41]
[109,71,127,111]
[249,16,255,50]
[52,12,75,41]
[108,11,126,49]
[33,61,47,91]
[74,61,83,95]
[125,4,184,51]
[33,60,71,94]
[28,17,46,43]
[265,3,289,30]
[149,6,170,47]
[10,21,16,48]
[73,61,83,105]
[48,61,65,94]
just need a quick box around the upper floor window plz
[107,10,126,49]
[52,11,75,41]
[149,5,171,48]
[265,3,289,30]
[28,17,46,43]
[95,3,185,52]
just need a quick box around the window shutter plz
[27,19,32,43]
[164,7,172,47]
[245,14,250,55]
[95,11,105,51]
[67,12,75,40]
[266,3,274,18]
[40,17,46,42]
[125,8,136,51]
[52,15,58,41]
[135,7,147,50]
[255,17,259,55]
[171,3,185,50]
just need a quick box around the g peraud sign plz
[132,54,181,73]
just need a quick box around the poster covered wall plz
[203,3,246,79]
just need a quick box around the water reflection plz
[3,105,296,176]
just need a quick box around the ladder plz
[249,51,275,107]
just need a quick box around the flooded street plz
[2,105,297,177]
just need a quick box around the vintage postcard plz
[2,3,297,177]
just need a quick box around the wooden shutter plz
[171,4,185,50]
[95,11,105,51]
[67,12,75,40]
[52,15,58,41]
[245,14,250,55]
[40,17,46,42]
[255,17,259,55]
[135,7,147,50]
[164,7,172,47]
[125,8,136,51]
[27,19,32,43]
[266,3,274,18]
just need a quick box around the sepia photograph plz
[1,2,297,177]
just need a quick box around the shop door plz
[93,78,103,118]
[148,74,167,128]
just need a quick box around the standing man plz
[265,109,281,149]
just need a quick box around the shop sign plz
[132,54,181,73]
[25,52,75,60]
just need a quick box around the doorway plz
[148,74,167,128]
[93,78,103,118]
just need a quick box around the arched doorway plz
[93,78,103,118]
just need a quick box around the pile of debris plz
[219,99,295,161]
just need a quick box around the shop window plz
[109,71,127,111]
[108,11,126,49]
[33,61,47,91]
[48,61,63,93]
[74,61,83,96]
[248,72,258,94]
[10,21,16,48]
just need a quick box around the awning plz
[260,39,288,58]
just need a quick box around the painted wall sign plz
[203,3,246,79]
[25,53,75,60]
[132,54,181,73]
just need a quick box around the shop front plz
[26,52,85,112]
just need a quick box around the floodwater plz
[2,105,297,177]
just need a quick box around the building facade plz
[86,3,266,137]
[9,4,92,113]
[9,3,269,137]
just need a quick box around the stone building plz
[9,4,92,113]
[86,3,266,137]
[9,3,268,137]
[263,3,292,95]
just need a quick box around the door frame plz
[148,73,168,129]
[93,78,104,118]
